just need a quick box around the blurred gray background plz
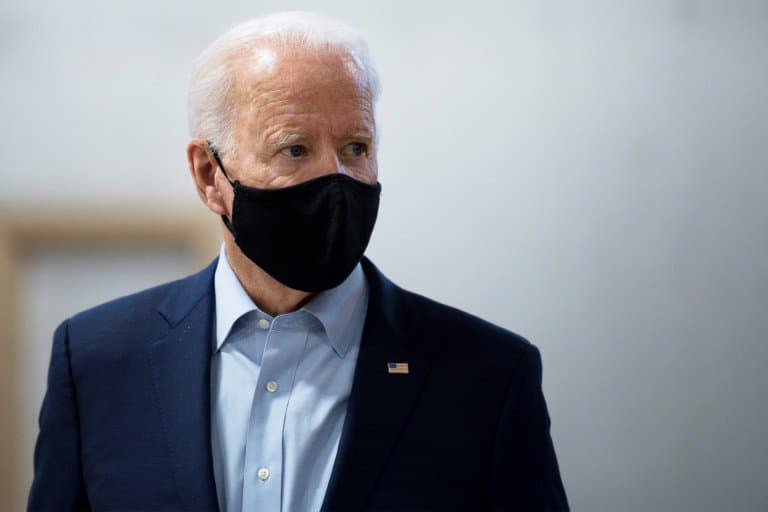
[2,0,767,510]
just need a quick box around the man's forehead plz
[231,42,372,102]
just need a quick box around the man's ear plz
[187,139,227,216]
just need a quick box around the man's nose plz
[314,148,347,177]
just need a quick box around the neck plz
[223,238,313,317]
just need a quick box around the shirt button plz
[265,380,279,393]
[257,467,270,481]
[257,318,270,330]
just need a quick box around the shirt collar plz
[301,258,368,358]
[214,245,260,352]
[213,244,368,358]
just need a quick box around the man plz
[29,11,569,512]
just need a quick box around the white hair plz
[187,11,381,155]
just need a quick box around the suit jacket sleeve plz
[28,319,91,512]
[491,345,569,511]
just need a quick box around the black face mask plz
[209,143,381,292]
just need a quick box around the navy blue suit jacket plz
[29,257,569,511]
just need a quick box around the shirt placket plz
[241,315,309,512]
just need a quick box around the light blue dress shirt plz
[210,245,368,512]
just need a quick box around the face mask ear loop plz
[206,141,238,236]
[207,141,237,186]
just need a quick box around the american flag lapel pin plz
[387,362,410,374]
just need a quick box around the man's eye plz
[281,145,307,158]
[345,142,367,156]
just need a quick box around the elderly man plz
[29,11,568,512]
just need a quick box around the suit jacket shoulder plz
[64,259,217,374]
[400,286,535,352]
[391,283,540,393]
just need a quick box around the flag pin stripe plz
[387,362,409,374]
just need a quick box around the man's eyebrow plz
[267,133,307,146]
[346,130,374,140]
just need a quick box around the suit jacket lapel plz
[321,258,432,512]
[148,260,220,511]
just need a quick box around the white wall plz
[3,1,767,510]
